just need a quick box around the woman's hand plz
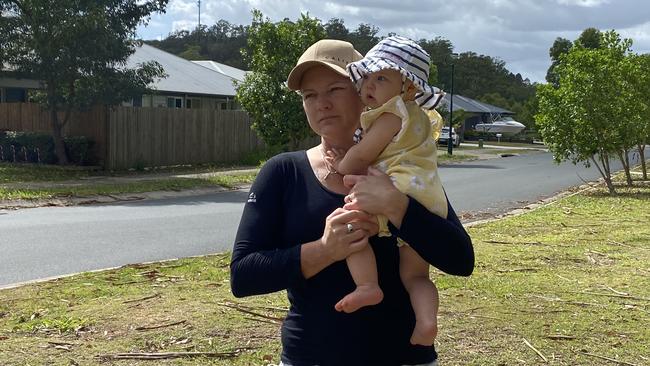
[342,167,409,229]
[321,207,378,262]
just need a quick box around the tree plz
[1,0,167,164]
[236,11,326,150]
[536,31,637,194]
[178,44,202,60]
[348,23,380,55]
[635,54,650,179]
[576,27,602,49]
[324,18,350,40]
[545,37,572,87]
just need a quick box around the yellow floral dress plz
[360,95,448,242]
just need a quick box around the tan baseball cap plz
[287,39,363,91]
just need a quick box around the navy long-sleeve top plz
[230,151,474,366]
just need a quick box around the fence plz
[0,103,271,169]
[106,107,264,170]
[0,103,108,163]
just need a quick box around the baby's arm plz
[330,112,402,175]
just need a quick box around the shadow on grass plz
[584,181,650,200]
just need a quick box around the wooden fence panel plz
[105,106,265,170]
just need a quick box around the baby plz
[326,35,448,346]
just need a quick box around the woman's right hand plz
[321,208,378,262]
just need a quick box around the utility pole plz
[197,0,201,29]
[448,63,454,155]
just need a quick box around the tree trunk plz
[616,149,633,186]
[638,144,647,180]
[47,81,68,165]
[50,107,69,165]
[593,153,616,195]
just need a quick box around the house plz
[122,44,247,110]
[192,60,248,82]
[0,44,248,110]
[439,93,515,133]
[0,69,40,103]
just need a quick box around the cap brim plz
[287,61,349,90]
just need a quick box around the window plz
[167,97,183,108]
[5,88,27,103]
[186,98,201,109]
[132,96,142,107]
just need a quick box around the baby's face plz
[360,69,403,109]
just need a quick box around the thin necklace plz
[319,147,340,180]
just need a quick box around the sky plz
[135,0,650,83]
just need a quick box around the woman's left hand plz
[342,167,409,229]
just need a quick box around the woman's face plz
[300,66,364,146]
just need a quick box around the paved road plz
[0,151,636,287]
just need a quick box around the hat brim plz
[347,57,444,110]
[287,60,349,91]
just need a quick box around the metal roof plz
[126,44,238,97]
[192,61,248,82]
[440,93,514,114]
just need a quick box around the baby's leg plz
[400,245,439,345]
[335,245,383,313]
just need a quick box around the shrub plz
[0,131,96,165]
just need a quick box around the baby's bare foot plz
[334,285,383,313]
[410,320,438,346]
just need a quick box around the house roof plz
[441,93,514,115]
[192,61,248,82]
[126,44,239,97]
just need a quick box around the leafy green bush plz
[0,131,96,165]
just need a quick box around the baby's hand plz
[325,148,345,172]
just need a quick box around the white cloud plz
[323,2,361,17]
[136,0,650,83]
[556,0,610,6]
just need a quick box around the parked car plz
[438,127,460,147]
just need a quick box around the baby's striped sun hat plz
[347,35,445,110]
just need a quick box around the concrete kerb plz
[464,178,604,228]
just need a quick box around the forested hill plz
[145,18,537,127]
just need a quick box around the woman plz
[230,39,474,366]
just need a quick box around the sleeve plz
[388,196,474,276]
[360,95,409,135]
[229,157,305,297]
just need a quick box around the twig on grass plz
[47,341,77,351]
[533,295,606,308]
[135,320,186,331]
[600,286,629,296]
[218,302,284,323]
[484,240,544,245]
[545,334,576,340]
[96,351,240,360]
[122,293,160,304]
[244,316,282,325]
[577,351,639,366]
[560,222,601,227]
[579,291,650,302]
[496,268,537,273]
[522,338,547,362]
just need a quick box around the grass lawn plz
[463,140,546,148]
[1,177,648,365]
[0,162,98,183]
[0,161,258,201]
